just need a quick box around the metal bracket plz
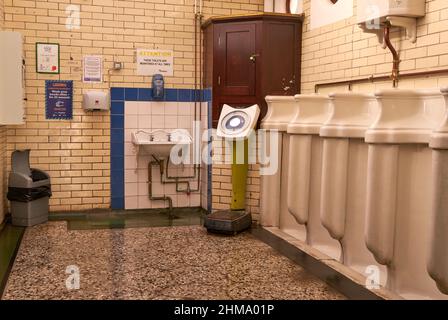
[386,16,418,44]
[358,23,386,49]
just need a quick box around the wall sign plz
[83,55,103,83]
[36,43,60,74]
[45,80,73,120]
[136,49,174,76]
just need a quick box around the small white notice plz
[83,55,103,83]
[136,49,174,76]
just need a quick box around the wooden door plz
[262,21,301,96]
[216,23,257,97]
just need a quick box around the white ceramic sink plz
[131,129,192,157]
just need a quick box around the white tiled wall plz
[124,101,208,210]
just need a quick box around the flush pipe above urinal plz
[361,22,401,88]
[383,24,400,88]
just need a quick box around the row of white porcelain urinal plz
[259,88,448,299]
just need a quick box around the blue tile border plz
[125,88,138,101]
[111,197,124,210]
[111,115,124,129]
[178,89,192,102]
[110,86,213,210]
[111,129,124,144]
[111,88,124,101]
[111,88,211,103]
[111,101,124,115]
[138,88,152,101]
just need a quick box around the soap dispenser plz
[152,74,165,100]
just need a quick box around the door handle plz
[249,54,259,63]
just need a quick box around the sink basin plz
[131,129,192,158]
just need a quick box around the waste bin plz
[7,150,51,226]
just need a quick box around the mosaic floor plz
[2,222,345,300]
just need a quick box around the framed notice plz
[45,80,73,120]
[83,55,103,83]
[36,43,60,74]
[136,49,174,76]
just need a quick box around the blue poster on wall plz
[45,80,73,120]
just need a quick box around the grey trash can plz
[7,150,51,226]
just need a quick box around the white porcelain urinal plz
[365,89,446,299]
[428,87,448,296]
[319,93,385,279]
[286,94,340,259]
[260,96,306,242]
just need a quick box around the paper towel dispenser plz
[82,91,110,111]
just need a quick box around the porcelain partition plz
[260,96,307,242]
[318,93,386,281]
[261,89,448,299]
[428,87,448,295]
[286,95,340,260]
[365,90,446,299]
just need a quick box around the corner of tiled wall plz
[111,87,212,211]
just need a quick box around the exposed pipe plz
[148,160,173,214]
[190,3,203,197]
[314,24,433,92]
[148,155,200,210]
[165,156,200,193]
[314,68,448,93]
[384,25,400,88]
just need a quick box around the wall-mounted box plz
[0,32,25,125]
[357,0,426,24]
[82,91,110,111]
[357,0,426,44]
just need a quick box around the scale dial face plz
[221,111,250,136]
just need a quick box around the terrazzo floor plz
[2,222,345,300]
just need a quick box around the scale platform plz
[204,210,252,235]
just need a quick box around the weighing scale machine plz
[204,104,260,234]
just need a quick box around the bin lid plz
[11,149,31,177]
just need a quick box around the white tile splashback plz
[124,101,208,210]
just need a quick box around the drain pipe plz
[189,2,203,195]
[149,155,200,208]
[384,25,400,88]
[148,160,173,213]
[165,157,200,193]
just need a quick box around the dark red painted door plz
[216,23,257,96]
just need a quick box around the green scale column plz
[231,139,249,211]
